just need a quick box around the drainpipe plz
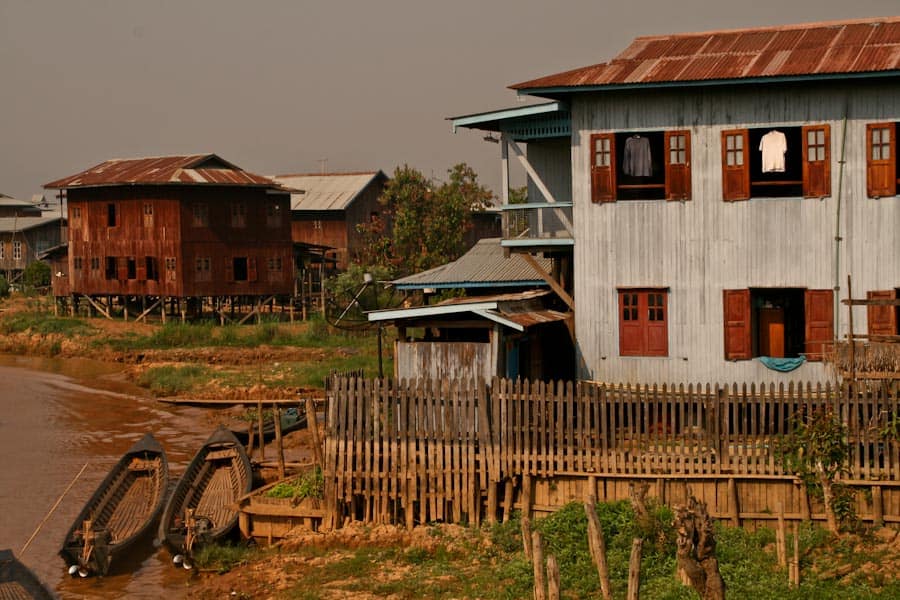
[833,102,849,339]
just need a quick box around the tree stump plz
[674,496,725,600]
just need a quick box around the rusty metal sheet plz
[511,16,900,91]
[45,154,281,189]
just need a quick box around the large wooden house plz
[452,17,900,384]
[44,154,293,320]
[270,171,388,270]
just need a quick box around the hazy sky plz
[2,1,898,201]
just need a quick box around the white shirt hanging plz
[759,130,787,173]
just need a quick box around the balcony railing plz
[501,202,574,248]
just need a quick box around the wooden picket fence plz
[322,377,900,529]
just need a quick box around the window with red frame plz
[618,288,669,356]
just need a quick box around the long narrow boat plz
[231,407,307,445]
[59,433,168,577]
[0,549,56,600]
[158,426,252,566]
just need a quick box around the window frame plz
[590,129,692,203]
[866,122,897,198]
[617,288,669,357]
[231,202,247,228]
[721,125,831,201]
[192,203,209,227]
[12,241,21,261]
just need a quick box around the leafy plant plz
[266,467,324,500]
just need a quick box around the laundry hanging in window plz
[623,135,653,177]
[759,129,787,173]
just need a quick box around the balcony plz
[501,202,574,252]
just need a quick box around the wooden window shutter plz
[116,257,128,281]
[721,129,750,201]
[645,290,669,356]
[136,261,147,281]
[225,258,234,282]
[804,289,834,361]
[248,257,258,282]
[723,289,751,360]
[590,133,616,203]
[802,124,831,198]
[867,123,896,198]
[665,130,691,200]
[619,291,643,356]
[867,290,898,337]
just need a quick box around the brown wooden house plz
[44,154,293,321]
[270,171,388,269]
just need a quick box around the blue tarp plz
[758,356,806,372]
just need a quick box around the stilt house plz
[451,16,900,384]
[44,154,293,320]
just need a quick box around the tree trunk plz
[817,461,839,534]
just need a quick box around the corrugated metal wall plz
[568,81,900,384]
[395,341,494,381]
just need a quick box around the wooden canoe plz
[231,407,307,445]
[59,433,168,577]
[157,426,252,561]
[0,549,55,600]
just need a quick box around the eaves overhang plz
[393,280,548,291]
[449,101,570,141]
[516,70,900,100]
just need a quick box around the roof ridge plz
[631,15,900,42]
[273,171,379,178]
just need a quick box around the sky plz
[2,1,899,202]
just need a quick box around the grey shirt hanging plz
[623,135,652,177]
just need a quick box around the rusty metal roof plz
[270,171,386,212]
[45,154,283,189]
[512,17,900,91]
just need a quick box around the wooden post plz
[239,511,250,540]
[502,479,514,522]
[522,474,533,520]
[547,555,560,600]
[584,496,612,600]
[257,399,266,461]
[848,274,856,381]
[532,530,546,600]
[274,406,285,480]
[798,481,811,522]
[306,398,323,467]
[776,502,787,568]
[873,485,884,527]
[487,481,498,524]
[522,514,533,560]
[247,411,256,458]
[627,538,643,600]
[789,522,800,587]
[728,478,740,527]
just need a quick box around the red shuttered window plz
[867,290,899,337]
[665,130,691,201]
[618,289,669,357]
[802,125,831,198]
[722,130,750,201]
[590,133,616,203]
[804,289,834,361]
[867,123,897,198]
[723,289,752,360]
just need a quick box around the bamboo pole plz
[789,522,800,587]
[776,502,787,568]
[257,399,266,461]
[274,406,285,479]
[306,398,323,467]
[21,462,89,554]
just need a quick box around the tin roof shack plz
[369,290,572,381]
[45,154,294,321]
[453,17,900,385]
[270,171,388,270]
[0,213,64,285]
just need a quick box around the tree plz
[23,260,50,289]
[381,163,494,275]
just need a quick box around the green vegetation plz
[193,542,258,574]
[266,467,324,500]
[22,261,51,289]
[0,311,95,336]
[0,275,9,298]
[270,502,900,599]
[137,364,211,395]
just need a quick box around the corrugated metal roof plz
[512,16,900,91]
[270,171,385,212]
[392,238,552,290]
[0,215,61,233]
[45,154,283,189]
[0,195,40,208]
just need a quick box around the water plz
[0,355,222,599]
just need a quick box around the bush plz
[22,260,50,289]
[265,467,324,500]
[0,275,9,298]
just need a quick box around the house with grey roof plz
[0,193,64,284]
[270,171,388,269]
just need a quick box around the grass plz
[193,542,259,574]
[264,503,900,600]
[0,311,95,336]
[136,364,211,395]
